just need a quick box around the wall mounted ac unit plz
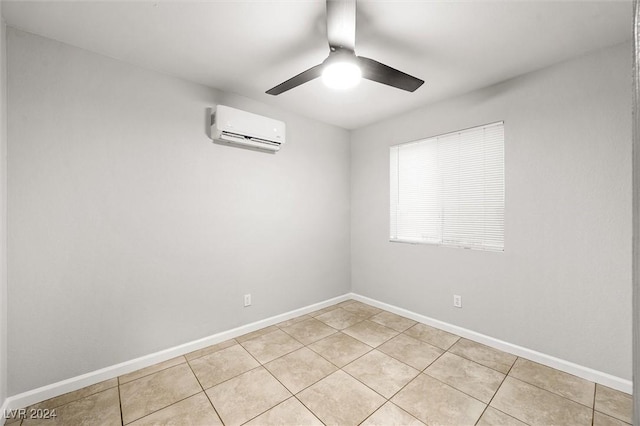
[211,105,286,152]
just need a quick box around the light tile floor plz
[4,300,633,425]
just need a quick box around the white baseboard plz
[1,291,632,412]
[0,397,9,422]
[1,294,350,411]
[350,293,633,395]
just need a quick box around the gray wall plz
[7,28,351,395]
[0,7,7,408]
[4,25,633,398]
[351,42,632,380]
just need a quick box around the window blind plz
[390,121,504,251]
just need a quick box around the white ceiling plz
[1,0,632,130]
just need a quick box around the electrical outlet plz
[453,295,462,308]
[244,294,251,307]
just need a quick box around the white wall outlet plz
[244,294,251,307]
[453,294,462,308]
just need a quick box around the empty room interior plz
[0,0,637,425]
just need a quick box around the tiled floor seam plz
[239,353,324,425]
[15,301,633,426]
[278,325,338,347]
[21,380,120,413]
[339,339,449,403]
[417,341,449,373]
[243,348,297,367]
[374,343,435,374]
[357,404,386,426]
[117,381,124,426]
[594,410,633,426]
[590,377,597,426]
[500,375,597,424]
[185,339,238,362]
[305,330,376,370]
[340,366,393,402]
[256,312,386,425]
[233,394,282,426]
[473,355,528,426]
[183,356,206,392]
[351,334,452,412]
[180,356,225,425]
[120,392,201,425]
[292,395,326,426]
[356,402,419,426]
[192,363,265,392]
[202,388,225,426]
[259,339,374,398]
[235,339,301,423]
[508,359,599,407]
[445,347,517,375]
[291,394,329,426]
[360,347,447,413]
[258,355,294,393]
[421,370,491,406]
[119,356,188,385]
[305,339,374,370]
[238,335,304,364]
[505,372,596,410]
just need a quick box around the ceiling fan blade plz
[357,56,424,92]
[326,0,356,50]
[266,63,324,95]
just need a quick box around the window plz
[390,121,504,251]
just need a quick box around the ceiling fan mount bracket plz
[265,0,424,96]
[324,47,357,63]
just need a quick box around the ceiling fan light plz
[322,60,362,90]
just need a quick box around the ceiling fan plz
[266,0,424,95]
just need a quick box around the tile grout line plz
[290,395,327,426]
[591,379,597,426]
[237,327,309,363]
[182,355,218,422]
[448,338,518,375]
[508,358,602,407]
[184,339,238,363]
[305,334,375,370]
[121,361,211,425]
[23,301,624,425]
[117,378,124,426]
[339,336,424,396]
[342,332,455,425]
[382,345,451,403]
[18,380,120,412]
[278,320,340,347]
[372,336,518,425]
[304,308,379,368]
[247,307,389,424]
[356,401,422,426]
[339,363,394,402]
[121,392,204,425]
[293,311,449,412]
[233,339,296,425]
[202,363,264,393]
[242,338,342,425]
[505,368,597,410]
[505,375,600,421]
[472,355,528,426]
[118,356,187,386]
[201,390,225,426]
[513,357,604,385]
[287,308,380,425]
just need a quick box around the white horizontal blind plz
[390,122,504,251]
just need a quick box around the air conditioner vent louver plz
[211,105,286,152]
